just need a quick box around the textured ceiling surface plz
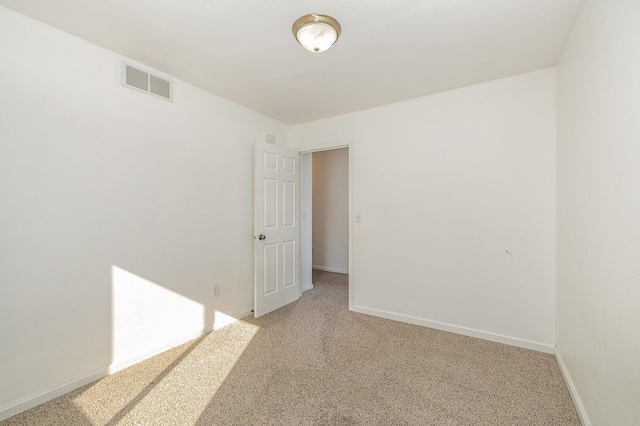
[0,0,582,124]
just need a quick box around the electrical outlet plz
[213,285,220,298]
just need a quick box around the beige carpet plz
[3,271,580,425]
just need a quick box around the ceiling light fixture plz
[292,14,341,53]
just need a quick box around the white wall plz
[291,68,557,352]
[556,0,640,424]
[0,6,290,419]
[312,148,349,274]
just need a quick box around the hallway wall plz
[312,149,349,274]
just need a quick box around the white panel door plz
[254,141,300,317]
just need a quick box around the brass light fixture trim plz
[292,13,341,53]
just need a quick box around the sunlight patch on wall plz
[110,266,204,370]
[213,310,244,331]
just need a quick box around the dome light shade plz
[292,14,341,53]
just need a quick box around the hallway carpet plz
[3,270,580,425]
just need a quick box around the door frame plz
[299,139,354,310]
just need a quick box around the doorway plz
[299,142,354,308]
[312,148,349,274]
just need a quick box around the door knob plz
[258,234,266,240]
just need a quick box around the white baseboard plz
[312,265,349,274]
[0,367,108,421]
[0,309,253,422]
[107,327,210,375]
[302,282,314,292]
[555,347,590,426]
[351,305,555,354]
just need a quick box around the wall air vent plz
[121,62,173,102]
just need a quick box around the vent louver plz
[121,62,172,102]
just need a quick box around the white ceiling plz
[0,0,582,124]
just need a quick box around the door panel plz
[254,141,300,317]
[263,243,278,295]
[283,180,295,227]
[283,240,295,289]
[263,178,277,228]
